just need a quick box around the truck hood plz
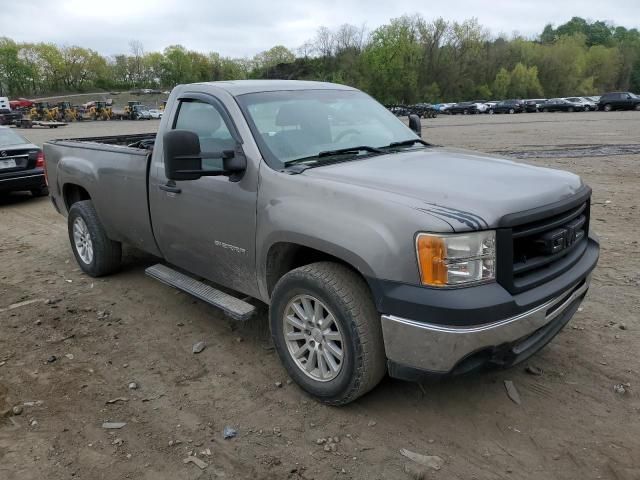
[303,146,583,231]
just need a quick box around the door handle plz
[159,183,181,194]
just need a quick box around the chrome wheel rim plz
[73,217,93,264]
[283,294,344,382]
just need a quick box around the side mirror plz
[163,130,203,181]
[408,114,422,137]
[163,129,246,182]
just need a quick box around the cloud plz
[2,0,639,57]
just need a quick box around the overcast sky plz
[2,0,639,58]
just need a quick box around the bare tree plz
[314,26,335,57]
[129,40,144,86]
[333,23,367,53]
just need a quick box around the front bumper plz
[377,236,599,380]
[382,277,589,377]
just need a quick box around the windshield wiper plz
[284,145,384,168]
[317,145,383,157]
[385,139,430,149]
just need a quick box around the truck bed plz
[53,132,156,150]
[44,133,161,256]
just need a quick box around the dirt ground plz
[1,112,639,480]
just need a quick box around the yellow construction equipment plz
[29,102,56,121]
[56,102,78,122]
[89,101,112,121]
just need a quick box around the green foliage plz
[0,16,639,102]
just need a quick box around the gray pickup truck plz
[44,80,599,404]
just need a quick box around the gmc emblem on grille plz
[535,215,586,255]
[0,151,6,157]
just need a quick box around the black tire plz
[508,108,515,114]
[603,104,612,112]
[568,107,574,112]
[488,109,494,115]
[543,108,550,113]
[30,186,49,197]
[634,104,640,111]
[67,200,121,277]
[270,262,386,405]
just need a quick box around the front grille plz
[496,190,591,293]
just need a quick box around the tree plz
[493,68,511,98]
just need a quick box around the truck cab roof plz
[190,80,356,96]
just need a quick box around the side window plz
[174,100,234,170]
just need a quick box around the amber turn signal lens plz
[416,235,447,286]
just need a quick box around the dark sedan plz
[0,127,48,196]
[541,98,585,112]
[597,92,640,111]
[447,102,479,115]
[488,100,524,114]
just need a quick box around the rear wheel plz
[634,104,640,111]
[508,108,515,114]
[68,200,121,277]
[270,262,386,405]
[543,108,550,113]
[568,107,574,112]
[603,104,612,112]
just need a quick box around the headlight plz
[416,231,496,287]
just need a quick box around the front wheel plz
[270,262,386,405]
[508,108,515,114]
[68,200,122,277]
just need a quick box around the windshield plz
[236,89,418,168]
[0,128,28,147]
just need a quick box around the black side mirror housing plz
[163,130,203,181]
[408,114,422,137]
[163,129,246,182]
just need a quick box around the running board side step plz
[145,264,255,321]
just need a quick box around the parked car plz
[488,99,524,114]
[524,100,538,113]
[584,96,600,103]
[597,92,640,111]
[564,97,597,111]
[438,103,455,113]
[44,80,599,405]
[0,127,48,196]
[0,108,23,126]
[472,101,489,113]
[133,105,152,120]
[541,98,585,112]
[447,102,480,115]
[522,99,546,112]
[148,109,163,119]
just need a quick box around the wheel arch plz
[262,238,376,302]
[63,183,91,212]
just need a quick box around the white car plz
[148,109,163,119]
[563,97,597,111]
[473,102,489,113]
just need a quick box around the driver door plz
[149,94,260,298]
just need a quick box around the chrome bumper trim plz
[381,276,590,373]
